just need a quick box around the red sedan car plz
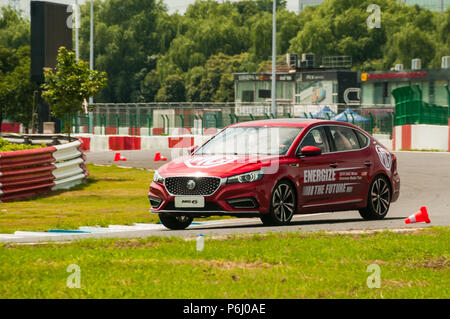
[149,119,400,230]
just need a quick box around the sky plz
[0,0,301,17]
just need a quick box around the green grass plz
[0,227,448,298]
[0,164,158,234]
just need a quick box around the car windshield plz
[195,126,303,155]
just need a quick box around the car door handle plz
[329,162,338,168]
[364,161,372,167]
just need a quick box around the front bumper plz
[148,178,271,216]
[391,172,400,202]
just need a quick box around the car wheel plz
[159,213,193,230]
[260,180,296,226]
[359,175,391,220]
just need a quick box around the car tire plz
[359,175,391,220]
[260,180,296,226]
[159,213,193,230]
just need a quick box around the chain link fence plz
[66,102,395,137]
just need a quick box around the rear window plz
[329,126,360,152]
[354,130,369,148]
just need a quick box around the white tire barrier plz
[51,140,89,191]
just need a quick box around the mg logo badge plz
[187,179,196,190]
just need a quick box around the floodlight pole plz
[271,0,277,116]
[89,0,94,131]
[74,0,79,61]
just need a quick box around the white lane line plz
[14,231,84,237]
[78,227,118,233]
[0,234,25,239]
[108,224,167,231]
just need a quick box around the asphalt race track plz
[83,150,450,239]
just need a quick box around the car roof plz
[230,118,331,128]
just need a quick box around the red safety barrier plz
[108,136,141,150]
[0,186,53,202]
[129,127,140,136]
[105,127,117,135]
[1,123,20,133]
[0,153,55,170]
[0,173,55,188]
[0,146,56,159]
[78,137,91,152]
[152,127,164,135]
[0,181,55,195]
[0,147,57,202]
[0,164,55,177]
[0,140,88,202]
[168,137,194,148]
[401,125,412,150]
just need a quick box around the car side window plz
[330,126,360,152]
[299,127,330,154]
[354,130,369,148]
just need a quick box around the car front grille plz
[164,177,221,196]
[163,201,223,211]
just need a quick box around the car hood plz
[158,154,281,178]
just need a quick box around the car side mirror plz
[299,146,322,157]
[189,145,198,154]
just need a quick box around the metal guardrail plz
[0,137,88,202]
[0,134,79,146]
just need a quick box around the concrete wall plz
[393,124,450,151]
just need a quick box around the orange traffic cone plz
[154,153,162,161]
[405,206,430,224]
[114,153,127,161]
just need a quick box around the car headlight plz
[153,170,165,184]
[227,170,264,184]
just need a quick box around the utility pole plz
[271,0,277,116]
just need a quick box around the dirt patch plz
[366,259,390,265]
[366,257,449,269]
[171,259,275,270]
[114,240,159,249]
[383,279,428,288]
[415,257,449,270]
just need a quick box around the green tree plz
[196,53,255,102]
[0,6,29,49]
[41,47,108,136]
[0,46,36,133]
[155,74,186,102]
[79,0,168,102]
[384,24,436,68]
[186,66,207,102]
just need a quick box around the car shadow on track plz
[188,217,406,231]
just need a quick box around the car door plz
[325,125,371,206]
[296,126,339,211]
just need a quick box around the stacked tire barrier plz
[0,139,88,202]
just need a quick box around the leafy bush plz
[0,138,46,152]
